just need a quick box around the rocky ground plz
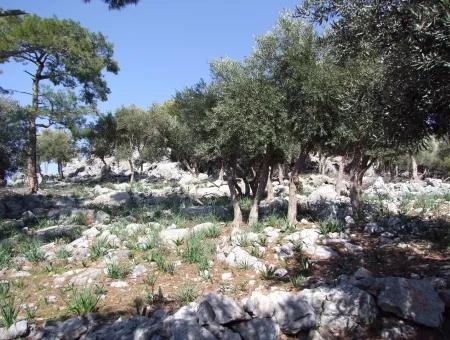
[0,158,449,339]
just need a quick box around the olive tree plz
[37,129,77,179]
[0,96,27,186]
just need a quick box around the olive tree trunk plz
[278,163,284,183]
[287,154,308,225]
[335,156,346,195]
[227,167,242,228]
[349,150,374,222]
[129,159,135,184]
[411,155,419,181]
[266,166,274,203]
[248,160,270,226]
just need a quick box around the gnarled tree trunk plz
[227,167,242,228]
[411,155,419,181]
[287,153,308,225]
[335,155,346,195]
[277,163,284,183]
[249,159,270,225]
[349,149,374,222]
[266,166,274,203]
[129,159,135,184]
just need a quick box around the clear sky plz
[0,0,300,113]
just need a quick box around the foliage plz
[176,281,199,305]
[0,96,26,184]
[20,239,45,263]
[319,218,344,236]
[89,238,112,259]
[0,296,19,328]
[84,113,117,164]
[260,265,277,280]
[67,287,101,315]
[106,262,129,279]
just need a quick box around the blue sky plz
[1,0,300,113]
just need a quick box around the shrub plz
[250,246,264,258]
[56,247,72,260]
[319,218,344,236]
[260,265,277,280]
[0,296,19,328]
[68,287,101,315]
[251,222,265,233]
[176,282,198,305]
[0,243,13,269]
[21,240,45,263]
[106,262,129,279]
[182,234,215,269]
[203,224,221,238]
[89,238,112,259]
[290,274,306,288]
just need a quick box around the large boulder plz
[244,291,316,335]
[299,283,378,337]
[147,161,185,181]
[376,277,445,328]
[91,191,132,207]
[198,293,250,325]
[233,318,279,340]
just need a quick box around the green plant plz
[299,255,312,272]
[238,260,252,270]
[251,222,265,233]
[290,274,306,288]
[173,238,184,247]
[24,305,37,322]
[147,252,175,274]
[292,239,304,252]
[0,281,11,300]
[56,247,72,260]
[260,265,277,280]
[239,197,253,211]
[0,243,12,269]
[280,222,297,234]
[263,214,286,228]
[234,234,250,247]
[89,238,112,259]
[203,224,221,238]
[68,287,101,315]
[176,282,199,304]
[0,297,19,328]
[319,219,344,236]
[182,234,215,269]
[71,212,90,226]
[21,240,45,263]
[106,262,129,279]
[143,274,157,289]
[250,246,264,258]
[258,235,268,246]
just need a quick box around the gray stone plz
[159,228,190,246]
[377,277,445,328]
[0,320,28,340]
[95,211,111,224]
[198,293,249,325]
[204,323,241,340]
[224,247,265,271]
[233,318,279,340]
[300,283,377,336]
[364,222,384,235]
[58,317,88,339]
[69,268,102,286]
[243,291,275,319]
[269,291,316,334]
[192,222,215,234]
[92,191,131,207]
